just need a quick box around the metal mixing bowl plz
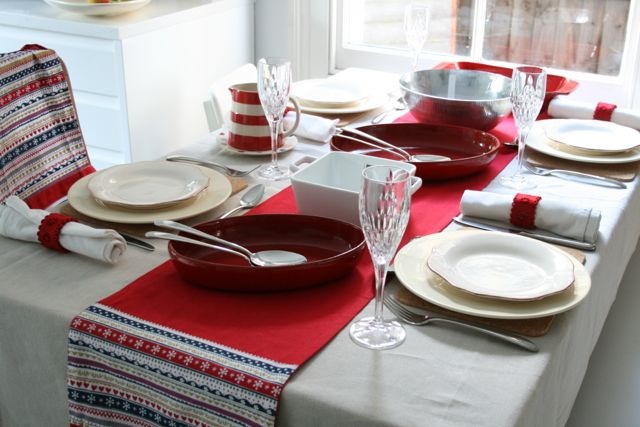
[399,69,512,131]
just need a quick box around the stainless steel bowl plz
[399,69,512,131]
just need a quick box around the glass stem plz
[515,127,530,176]
[372,260,388,324]
[269,119,280,167]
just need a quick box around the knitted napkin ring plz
[509,193,541,229]
[593,102,617,121]
[37,213,77,252]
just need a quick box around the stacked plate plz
[292,78,387,115]
[67,161,232,224]
[394,230,591,319]
[527,119,640,164]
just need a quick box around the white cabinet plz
[0,0,254,169]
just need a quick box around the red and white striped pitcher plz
[228,82,300,151]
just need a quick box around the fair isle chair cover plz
[0,44,95,209]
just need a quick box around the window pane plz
[484,0,630,76]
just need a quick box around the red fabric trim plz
[230,111,269,126]
[509,193,541,229]
[24,165,95,209]
[37,212,77,252]
[593,102,617,121]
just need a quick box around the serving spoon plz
[218,184,265,219]
[150,220,307,267]
[338,127,451,162]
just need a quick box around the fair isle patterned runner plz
[68,304,296,427]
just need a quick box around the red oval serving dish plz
[332,123,501,181]
[168,214,366,292]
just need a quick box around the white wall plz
[254,0,290,60]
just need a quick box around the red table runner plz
[67,115,517,427]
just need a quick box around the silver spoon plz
[218,184,265,219]
[165,155,260,177]
[370,96,406,124]
[339,127,451,162]
[152,219,307,267]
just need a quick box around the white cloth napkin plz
[283,112,339,143]
[0,196,126,264]
[460,190,601,243]
[548,96,640,130]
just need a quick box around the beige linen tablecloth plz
[1,133,639,427]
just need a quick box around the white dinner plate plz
[293,90,389,115]
[527,119,640,164]
[394,230,591,319]
[427,232,575,301]
[68,166,231,224]
[88,161,209,210]
[43,0,152,16]
[544,119,640,154]
[292,79,369,109]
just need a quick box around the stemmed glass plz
[404,3,430,72]
[350,165,411,350]
[500,66,547,189]
[256,57,292,181]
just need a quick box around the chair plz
[203,63,257,132]
[0,44,95,209]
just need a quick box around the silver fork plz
[524,162,626,189]
[165,155,260,177]
[383,293,539,352]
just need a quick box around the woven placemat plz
[60,176,247,237]
[393,243,586,337]
[527,149,639,181]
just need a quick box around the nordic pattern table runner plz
[67,118,518,427]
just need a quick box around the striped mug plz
[228,82,300,151]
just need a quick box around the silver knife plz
[120,233,155,251]
[453,215,596,251]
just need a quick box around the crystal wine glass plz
[350,165,412,350]
[500,66,547,189]
[256,57,292,181]
[404,3,430,72]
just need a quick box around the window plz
[290,0,640,107]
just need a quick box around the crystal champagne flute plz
[404,3,430,72]
[350,165,412,350]
[256,57,292,181]
[500,66,547,189]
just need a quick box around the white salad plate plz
[394,230,590,319]
[292,79,369,109]
[69,166,231,224]
[87,161,209,210]
[427,232,575,301]
[544,119,640,154]
[527,119,640,164]
[43,0,152,16]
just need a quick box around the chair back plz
[0,45,94,209]
[203,63,257,132]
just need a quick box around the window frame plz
[289,0,640,108]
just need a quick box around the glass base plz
[500,174,536,190]
[349,316,406,350]
[257,164,290,181]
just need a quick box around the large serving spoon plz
[150,220,307,267]
[338,127,451,162]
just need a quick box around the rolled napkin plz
[0,196,126,264]
[459,190,601,243]
[548,96,640,130]
[283,112,339,143]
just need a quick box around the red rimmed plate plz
[331,123,500,181]
[434,61,579,112]
[168,214,366,292]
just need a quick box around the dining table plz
[1,102,640,427]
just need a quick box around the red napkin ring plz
[593,102,617,121]
[37,213,77,252]
[509,193,541,230]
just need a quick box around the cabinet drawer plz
[0,27,120,96]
